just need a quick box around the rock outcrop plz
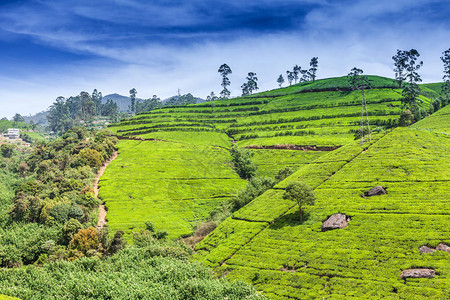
[400,269,435,279]
[419,246,436,253]
[321,213,350,232]
[436,243,450,253]
[367,186,387,196]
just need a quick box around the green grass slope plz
[411,104,450,134]
[0,120,32,132]
[0,295,20,300]
[195,128,450,299]
[102,75,441,241]
[109,76,435,148]
[99,132,247,239]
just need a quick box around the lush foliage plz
[47,90,121,134]
[230,145,257,179]
[0,127,118,267]
[0,236,264,300]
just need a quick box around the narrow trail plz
[95,151,118,230]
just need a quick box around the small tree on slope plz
[283,181,315,221]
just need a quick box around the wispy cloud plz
[0,0,449,118]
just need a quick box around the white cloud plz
[0,0,449,118]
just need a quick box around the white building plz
[4,128,20,139]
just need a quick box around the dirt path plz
[95,151,118,230]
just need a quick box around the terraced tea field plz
[98,132,247,239]
[109,76,436,148]
[101,76,442,241]
[411,103,450,134]
[195,128,450,299]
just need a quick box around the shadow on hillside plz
[268,210,311,230]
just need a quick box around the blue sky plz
[1,0,450,117]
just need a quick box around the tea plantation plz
[195,128,450,299]
[96,75,449,299]
[98,132,247,239]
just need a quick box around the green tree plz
[218,63,232,99]
[275,166,294,181]
[102,99,119,117]
[392,49,408,88]
[283,181,315,221]
[92,89,103,116]
[13,113,25,123]
[136,95,161,113]
[1,144,15,158]
[206,92,218,101]
[400,49,423,118]
[230,176,276,211]
[308,57,318,82]
[441,48,450,105]
[230,145,256,180]
[129,88,137,114]
[62,218,83,245]
[293,65,301,84]
[347,67,371,90]
[241,83,249,96]
[286,70,294,85]
[242,72,258,95]
[80,92,95,121]
[277,74,285,87]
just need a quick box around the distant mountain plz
[103,93,206,112]
[102,94,143,113]
[24,110,49,126]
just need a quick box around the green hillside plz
[195,128,450,299]
[103,76,439,238]
[0,120,32,132]
[98,75,449,298]
[99,132,247,239]
[109,76,435,149]
[411,103,450,134]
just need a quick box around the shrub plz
[399,109,414,126]
[61,219,83,245]
[0,144,15,158]
[70,227,99,254]
[67,204,84,222]
[77,149,103,169]
[107,231,125,255]
[50,203,71,224]
[230,145,257,180]
[275,166,295,182]
[230,176,276,211]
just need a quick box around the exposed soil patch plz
[243,144,340,151]
[95,151,118,230]
[184,221,218,249]
[118,136,165,142]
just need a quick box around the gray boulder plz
[321,213,350,232]
[367,186,387,196]
[400,269,435,279]
[436,243,450,253]
[419,246,436,253]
